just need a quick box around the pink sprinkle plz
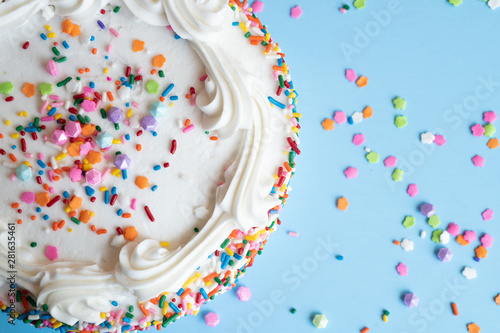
[463,230,477,243]
[81,99,97,112]
[21,192,36,204]
[290,5,303,18]
[83,87,94,93]
[340,7,347,13]
[288,231,299,237]
[167,25,173,30]
[38,153,44,159]
[49,187,54,194]
[107,44,112,53]
[482,208,494,221]
[251,0,264,13]
[137,67,143,75]
[10,175,16,181]
[109,28,120,38]
[132,102,139,108]
[483,111,497,123]
[45,246,58,261]
[25,153,33,158]
[480,234,494,248]
[447,222,460,236]
[51,102,64,107]
[396,262,408,276]
[334,111,347,124]
[40,100,49,114]
[131,198,137,210]
[190,94,196,106]
[433,134,446,146]
[344,166,358,179]
[41,116,55,122]
[407,183,418,197]
[138,317,148,325]
[471,154,485,167]
[183,124,195,133]
[345,69,357,82]
[200,74,208,81]
[384,156,397,168]
[352,133,365,146]
[49,95,60,100]
[471,124,485,137]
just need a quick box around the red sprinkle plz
[0,149,6,155]
[135,75,142,81]
[144,205,155,222]
[116,227,123,235]
[31,132,38,140]
[21,138,26,152]
[46,195,61,208]
[90,196,96,202]
[36,176,42,184]
[110,194,118,206]
[287,137,301,155]
[137,130,143,137]
[5,96,14,102]
[163,162,170,168]
[126,66,131,77]
[22,41,30,49]
[170,139,177,154]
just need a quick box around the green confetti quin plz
[392,168,404,182]
[394,115,407,128]
[428,215,441,228]
[353,0,366,9]
[402,216,415,229]
[431,229,443,243]
[483,123,496,137]
[146,79,160,94]
[0,82,14,94]
[38,83,53,95]
[366,151,380,163]
[392,96,406,110]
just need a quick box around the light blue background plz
[3,0,500,332]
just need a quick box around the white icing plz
[0,0,294,328]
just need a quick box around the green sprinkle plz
[43,304,48,312]
[113,5,121,12]
[16,290,21,302]
[129,306,134,312]
[220,238,230,249]
[146,79,160,94]
[392,168,404,182]
[129,74,135,85]
[244,31,251,38]
[194,227,199,232]
[392,96,406,110]
[394,115,407,128]
[366,151,380,163]
[246,250,252,257]
[214,277,222,284]
[74,98,84,106]
[261,41,268,46]
[55,56,67,63]
[76,77,81,81]
[448,0,462,5]
[34,117,40,127]
[483,123,496,137]
[71,217,81,225]
[100,108,107,119]
[205,131,209,135]
[159,295,166,308]
[16,125,23,132]
[290,308,297,314]
[52,46,60,56]
[96,125,102,132]
[34,319,42,328]
[402,216,415,229]
[428,215,441,228]
[77,115,86,124]
[228,260,234,266]
[84,116,91,123]
[162,313,179,327]
[353,0,365,9]
[56,77,72,87]
[27,296,37,307]
[0,82,14,94]
[431,229,443,243]
[125,312,134,319]
[279,75,285,88]
[383,310,390,316]
[343,4,350,10]
[242,239,248,244]
[38,83,53,95]
[114,123,120,130]
[30,242,37,247]
[159,70,165,78]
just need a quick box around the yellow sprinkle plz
[283,63,288,74]
[10,133,19,139]
[239,22,248,33]
[106,104,113,111]
[265,33,270,42]
[280,184,287,192]
[90,212,95,217]
[5,120,10,125]
[104,68,109,74]
[169,103,174,107]
[83,158,89,164]
[45,25,51,31]
[205,281,213,287]
[23,161,31,167]
[127,109,133,118]
[383,315,388,322]
[64,207,71,213]
[112,139,122,144]
[68,229,73,232]
[53,322,62,329]
[160,241,170,247]
[274,45,279,52]
[162,306,168,316]
[99,186,107,192]
[17,111,28,117]
[193,310,198,316]
[111,168,120,176]
[182,272,201,289]
[292,112,302,118]
[273,174,278,179]
[292,126,299,134]
[226,248,234,256]
[47,105,52,111]
[100,312,106,319]
[55,153,67,161]
[245,233,260,241]
[187,303,192,311]
[54,114,63,120]
[82,163,92,172]
[47,32,56,38]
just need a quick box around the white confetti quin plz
[489,0,500,9]
[462,267,477,279]
[420,132,435,144]
[440,230,450,244]
[401,238,414,252]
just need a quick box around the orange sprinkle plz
[363,106,373,118]
[53,222,58,231]
[361,328,370,333]
[180,288,191,299]
[85,68,90,73]
[495,293,500,306]
[96,229,107,235]
[79,210,92,224]
[58,220,65,229]
[284,162,292,172]
[0,133,3,138]
[475,245,488,258]
[321,118,335,131]
[123,226,139,241]
[393,240,401,245]
[8,153,17,162]
[151,69,157,75]
[22,83,35,98]
[43,184,50,191]
[184,119,191,127]
[152,54,166,68]
[149,298,158,305]
[209,136,219,141]
[78,69,84,74]
[68,211,77,218]
[272,65,284,72]
[53,169,63,175]
[356,75,368,88]
[264,43,272,54]
[135,176,150,189]
[92,48,97,55]
[30,215,36,221]
[185,94,191,99]
[53,176,60,181]
[11,203,19,209]
[337,197,349,211]
[456,235,469,246]
[115,80,121,86]
[207,288,218,298]
[122,213,132,218]
[487,138,499,149]
[203,272,218,283]
[132,39,145,52]
[91,225,96,232]
[159,96,165,102]
[107,91,114,102]
[17,219,22,225]
[451,302,459,316]
[136,144,142,151]
[139,304,150,317]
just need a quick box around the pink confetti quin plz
[384,156,397,168]
[334,111,347,124]
[344,166,358,179]
[482,208,494,221]
[407,184,418,197]
[471,154,485,167]
[250,0,264,13]
[483,111,497,123]
[352,133,365,146]
[45,246,58,261]
[290,5,303,19]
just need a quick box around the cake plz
[0,0,299,331]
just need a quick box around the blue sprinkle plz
[89,82,95,89]
[40,33,47,40]
[69,115,77,122]
[232,22,239,26]
[97,20,106,29]
[284,90,290,97]
[117,209,123,216]
[169,96,178,101]
[25,127,37,132]
[199,288,209,300]
[161,83,175,97]
[267,97,285,109]
[120,77,126,82]
[63,191,70,198]
[174,34,181,39]
[62,41,69,49]
[169,302,180,313]
[85,186,95,196]
[48,108,57,116]
[125,134,130,140]
[38,170,44,176]
[152,131,158,137]
[37,160,46,168]
[153,165,161,171]
[111,187,117,195]
[125,103,130,107]
[36,207,42,213]
[41,314,51,320]
[176,288,184,296]
[122,317,131,323]
[43,215,49,220]
[278,58,283,66]
[111,301,118,307]
[90,36,95,41]
[233,253,242,260]
[336,255,344,261]
[269,209,278,214]
[11,145,16,150]
[347,116,353,125]
[122,325,131,331]
[151,185,158,191]
[105,56,109,60]
[104,191,110,204]
[122,169,127,180]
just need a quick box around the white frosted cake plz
[0,0,299,331]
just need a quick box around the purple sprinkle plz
[97,20,106,30]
